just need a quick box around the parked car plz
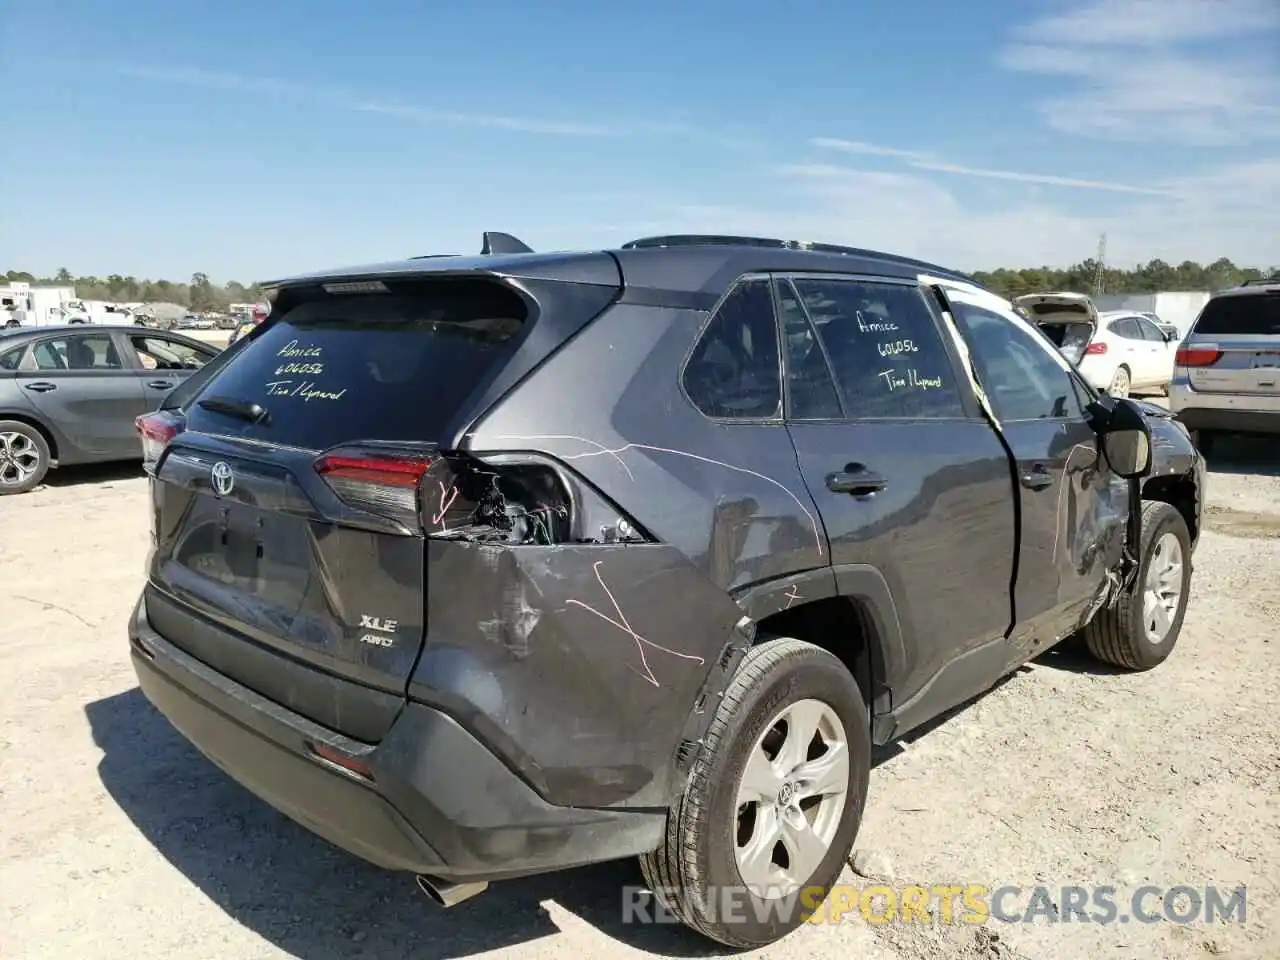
[226,304,269,346]
[127,233,1204,949]
[1014,293,1178,397]
[1168,278,1280,455]
[0,324,219,494]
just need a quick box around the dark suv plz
[129,233,1204,948]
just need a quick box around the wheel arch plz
[0,410,60,461]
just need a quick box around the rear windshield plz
[184,278,527,450]
[1193,292,1280,336]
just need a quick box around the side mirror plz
[1096,397,1154,479]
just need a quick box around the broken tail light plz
[1084,342,1108,356]
[313,445,652,545]
[1175,345,1223,367]
[136,410,186,468]
[423,452,652,546]
[314,447,436,529]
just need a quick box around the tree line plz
[1,269,264,313]
[5,257,1276,309]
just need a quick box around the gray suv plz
[1169,279,1280,454]
[128,233,1205,948]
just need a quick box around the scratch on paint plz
[566,560,706,687]
[783,584,801,609]
[488,434,824,556]
[432,481,459,528]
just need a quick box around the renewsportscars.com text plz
[622,883,1247,927]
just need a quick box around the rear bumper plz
[1169,380,1280,434]
[128,597,665,883]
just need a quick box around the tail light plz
[136,410,186,467]
[314,447,436,528]
[1084,342,1107,355]
[1175,345,1223,367]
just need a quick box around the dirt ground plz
[1,434,1277,960]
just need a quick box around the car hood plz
[1013,293,1099,332]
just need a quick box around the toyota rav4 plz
[128,233,1204,948]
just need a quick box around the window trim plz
[22,331,138,376]
[773,275,847,422]
[678,272,786,425]
[777,272,979,423]
[947,298,1092,425]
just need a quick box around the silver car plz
[1168,279,1280,455]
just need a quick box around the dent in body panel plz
[464,301,830,591]
[1001,420,1127,668]
[411,540,745,809]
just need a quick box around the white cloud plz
[115,64,636,138]
[1001,0,1280,145]
[572,158,1279,270]
[808,137,1171,195]
[1012,0,1280,45]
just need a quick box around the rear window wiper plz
[197,396,270,424]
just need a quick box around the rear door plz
[1105,317,1151,384]
[127,331,219,406]
[145,272,614,741]
[1180,291,1280,397]
[1133,315,1174,386]
[779,274,1017,721]
[15,330,149,458]
[943,291,1123,664]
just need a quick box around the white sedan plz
[1013,293,1179,397]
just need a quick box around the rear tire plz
[1083,501,1192,670]
[0,420,52,495]
[639,637,870,948]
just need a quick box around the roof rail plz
[620,234,984,286]
[480,231,534,255]
[1241,277,1279,286]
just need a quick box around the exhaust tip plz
[416,874,489,908]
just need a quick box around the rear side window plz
[33,334,125,371]
[683,280,782,419]
[1193,293,1280,336]
[791,278,965,419]
[0,345,22,370]
[184,278,528,450]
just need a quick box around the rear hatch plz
[1012,293,1099,365]
[1177,289,1280,396]
[141,268,619,741]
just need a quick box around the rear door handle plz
[146,380,174,390]
[23,382,57,393]
[825,465,888,496]
[1020,464,1054,491]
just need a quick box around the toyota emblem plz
[211,461,235,497]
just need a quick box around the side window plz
[683,280,781,419]
[790,278,965,419]
[0,345,23,370]
[1135,318,1164,341]
[951,303,1086,422]
[777,279,842,419]
[131,335,212,371]
[32,334,125,371]
[1109,318,1141,340]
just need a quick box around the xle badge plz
[358,615,398,648]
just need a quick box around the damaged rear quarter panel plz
[420,301,831,809]
[410,540,745,809]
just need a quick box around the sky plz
[2,0,1277,284]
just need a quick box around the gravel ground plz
[1,435,1277,960]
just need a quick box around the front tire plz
[639,637,870,948]
[1083,501,1192,670]
[0,420,52,494]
